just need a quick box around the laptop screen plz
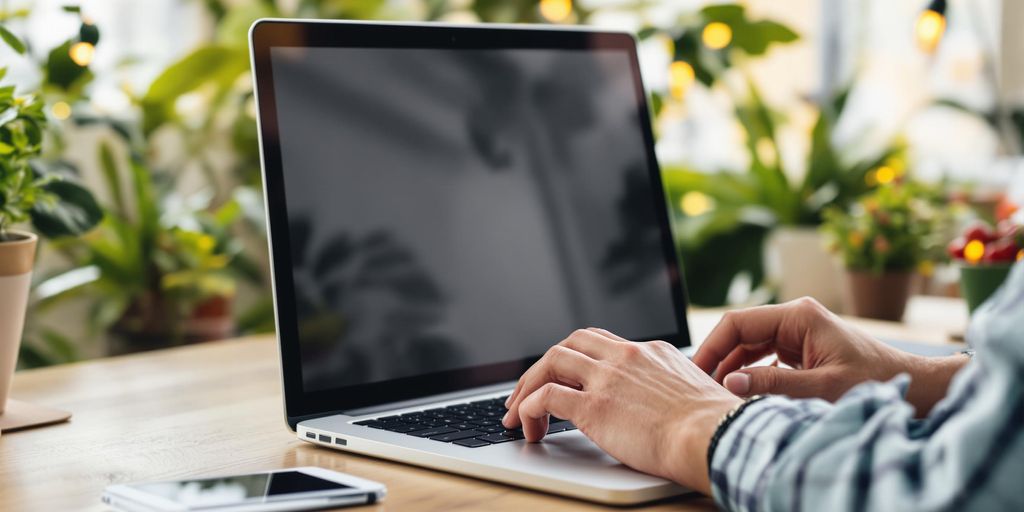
[254,22,688,414]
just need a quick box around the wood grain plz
[0,302,963,511]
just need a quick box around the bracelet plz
[960,349,975,360]
[707,395,767,474]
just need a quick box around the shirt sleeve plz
[709,261,1024,512]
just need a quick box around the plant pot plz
[959,263,1013,313]
[107,294,235,355]
[0,231,38,414]
[764,227,846,312]
[844,270,913,321]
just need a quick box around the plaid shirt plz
[709,261,1024,512]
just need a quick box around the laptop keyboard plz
[353,395,576,448]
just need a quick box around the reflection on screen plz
[270,47,679,391]
[134,472,350,506]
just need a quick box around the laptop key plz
[386,423,430,433]
[546,421,574,434]
[430,429,484,442]
[475,431,525,444]
[454,438,491,448]
[477,425,505,434]
[355,420,386,429]
[410,426,457,438]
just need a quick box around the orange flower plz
[873,235,890,254]
[848,231,865,248]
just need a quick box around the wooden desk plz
[0,301,964,511]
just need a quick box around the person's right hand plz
[692,297,966,415]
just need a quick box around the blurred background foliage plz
[2,0,1020,367]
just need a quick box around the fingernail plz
[504,394,513,408]
[724,373,751,395]
[502,411,511,425]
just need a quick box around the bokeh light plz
[69,41,95,67]
[964,240,985,263]
[702,22,733,50]
[680,191,712,216]
[669,60,695,100]
[539,0,572,23]
[51,101,72,120]
[915,9,946,53]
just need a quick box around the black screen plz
[133,471,351,506]
[269,45,679,393]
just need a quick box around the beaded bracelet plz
[706,395,767,474]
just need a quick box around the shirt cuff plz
[709,395,830,511]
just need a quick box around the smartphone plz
[102,467,386,512]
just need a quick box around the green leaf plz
[79,22,100,45]
[214,2,277,47]
[0,25,25,54]
[141,45,249,133]
[39,329,79,363]
[98,141,126,215]
[732,20,799,56]
[45,40,93,92]
[802,110,839,195]
[29,180,104,238]
[700,4,745,23]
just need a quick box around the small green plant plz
[821,183,946,274]
[0,71,101,241]
[0,22,102,242]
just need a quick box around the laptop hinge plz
[342,382,515,417]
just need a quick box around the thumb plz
[723,366,815,397]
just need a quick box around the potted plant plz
[650,4,906,308]
[821,183,945,321]
[0,49,102,411]
[947,219,1023,312]
[35,142,259,355]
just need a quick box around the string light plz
[702,22,732,50]
[539,0,572,23]
[51,101,72,120]
[69,41,95,67]
[669,60,695,100]
[915,0,947,53]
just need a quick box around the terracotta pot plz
[765,227,846,312]
[0,231,38,414]
[845,270,913,321]
[107,294,235,355]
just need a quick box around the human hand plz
[502,328,741,495]
[692,297,965,415]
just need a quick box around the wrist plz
[903,353,968,416]
[665,395,742,495]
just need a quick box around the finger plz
[586,327,629,342]
[503,345,599,428]
[711,342,774,383]
[518,383,586,442]
[692,298,826,374]
[723,366,829,398]
[506,329,620,408]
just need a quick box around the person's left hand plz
[502,328,741,494]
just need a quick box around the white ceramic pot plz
[764,226,846,312]
[0,230,36,414]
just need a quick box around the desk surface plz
[0,300,966,511]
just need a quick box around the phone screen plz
[131,471,352,507]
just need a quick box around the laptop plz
[249,19,693,504]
